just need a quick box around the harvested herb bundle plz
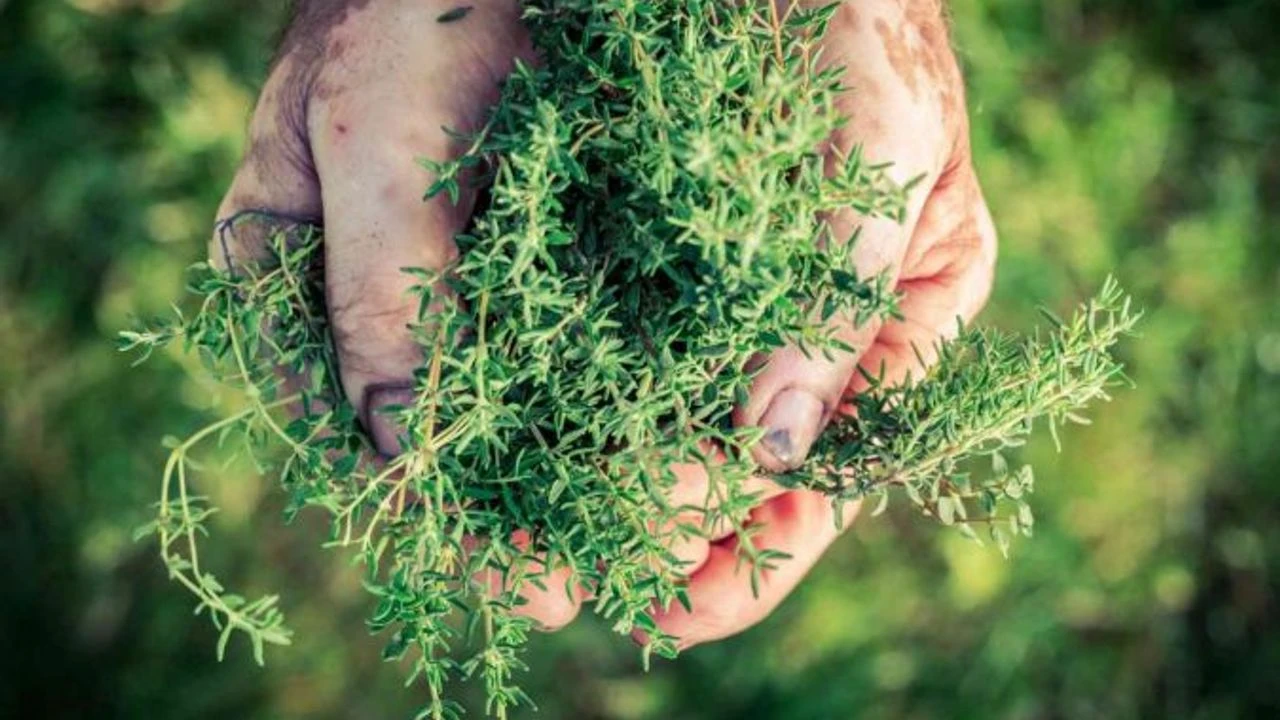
[123,2,1137,717]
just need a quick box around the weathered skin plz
[212,0,996,646]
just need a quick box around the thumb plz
[732,209,902,472]
[311,83,495,458]
[733,172,935,472]
[733,180,928,472]
[317,121,467,458]
[735,0,959,472]
[733,314,882,473]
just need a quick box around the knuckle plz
[669,534,711,576]
[515,568,582,632]
[240,68,319,194]
[330,283,416,339]
[685,600,753,646]
[207,202,273,269]
[329,293,419,374]
[976,199,999,266]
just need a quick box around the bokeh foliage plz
[1,0,1277,718]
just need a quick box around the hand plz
[211,0,583,630]
[646,0,997,648]
[211,0,995,646]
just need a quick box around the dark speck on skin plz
[437,6,474,24]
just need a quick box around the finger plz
[643,490,861,649]
[666,440,788,541]
[734,318,882,473]
[205,25,337,423]
[634,439,790,580]
[736,0,957,471]
[665,530,713,577]
[514,563,584,631]
[846,126,998,397]
[208,36,324,268]
[658,436,794,579]
[303,3,530,456]
[477,531,586,632]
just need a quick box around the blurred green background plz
[2,0,1277,717]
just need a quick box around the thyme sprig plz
[123,2,1138,717]
[792,277,1138,552]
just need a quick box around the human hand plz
[646,0,997,649]
[210,0,995,648]
[210,0,590,629]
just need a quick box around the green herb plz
[122,2,1138,717]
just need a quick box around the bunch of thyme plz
[122,2,1138,717]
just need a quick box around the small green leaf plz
[991,525,1011,558]
[216,624,234,662]
[936,496,956,526]
[870,490,890,517]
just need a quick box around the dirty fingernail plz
[759,389,825,469]
[363,382,416,457]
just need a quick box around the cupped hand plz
[211,0,995,647]
[650,0,996,648]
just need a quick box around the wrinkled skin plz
[213,0,996,648]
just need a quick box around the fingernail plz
[759,389,826,469]
[363,382,416,457]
